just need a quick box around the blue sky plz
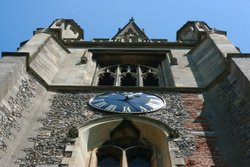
[1,0,250,53]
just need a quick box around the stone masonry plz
[0,19,250,167]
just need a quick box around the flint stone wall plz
[0,76,36,153]
[220,77,250,159]
[17,92,197,167]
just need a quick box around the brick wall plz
[181,94,229,167]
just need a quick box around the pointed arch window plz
[61,117,178,167]
[93,120,154,167]
[94,64,160,87]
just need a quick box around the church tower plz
[0,18,250,167]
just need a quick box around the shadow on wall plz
[181,93,229,167]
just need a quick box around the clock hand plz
[126,100,141,111]
[125,92,142,100]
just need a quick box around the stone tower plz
[0,18,250,167]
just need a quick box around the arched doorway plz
[62,116,177,167]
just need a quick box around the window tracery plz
[98,73,115,86]
[96,64,160,86]
[143,73,159,86]
[94,120,153,167]
[121,73,137,86]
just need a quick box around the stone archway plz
[61,115,178,167]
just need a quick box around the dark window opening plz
[143,73,159,86]
[140,66,148,73]
[120,65,128,73]
[128,158,150,167]
[130,65,137,73]
[121,73,137,86]
[98,157,120,167]
[127,146,152,167]
[109,66,117,73]
[98,73,115,86]
[97,146,122,167]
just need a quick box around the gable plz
[112,18,149,42]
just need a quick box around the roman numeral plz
[98,95,109,98]
[139,106,148,112]
[146,95,158,99]
[92,98,104,103]
[149,99,160,104]
[94,101,108,108]
[123,106,131,112]
[105,105,117,111]
[145,101,159,109]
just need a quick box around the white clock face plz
[89,92,165,113]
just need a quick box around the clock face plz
[89,92,165,113]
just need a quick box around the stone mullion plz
[91,65,100,86]
[115,65,121,86]
[122,150,128,167]
[88,148,98,167]
[138,65,143,86]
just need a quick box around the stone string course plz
[220,77,250,159]
[0,77,36,152]
[17,92,197,166]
